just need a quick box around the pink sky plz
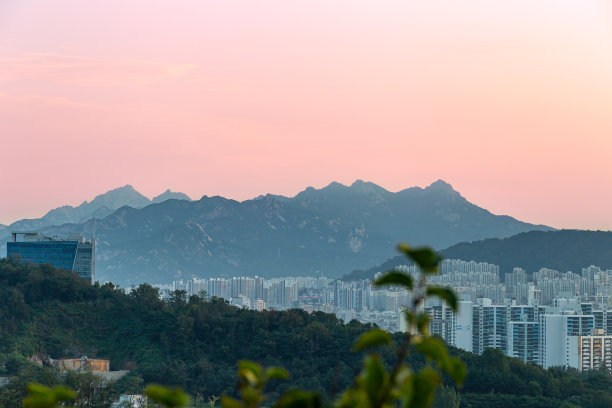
[1,1,612,229]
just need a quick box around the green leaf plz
[402,309,416,328]
[397,244,442,273]
[275,390,322,408]
[443,357,467,386]
[238,360,263,386]
[264,366,290,381]
[416,313,430,335]
[358,354,387,404]
[394,364,414,405]
[336,389,369,408]
[51,386,76,401]
[25,383,51,397]
[240,388,261,407]
[238,360,262,378]
[414,337,449,366]
[23,384,76,408]
[22,396,55,408]
[426,286,458,312]
[374,271,413,289]
[352,328,392,351]
[409,368,441,408]
[145,384,191,408]
[221,396,244,408]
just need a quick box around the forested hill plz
[1,260,612,408]
[441,230,612,274]
[344,229,612,280]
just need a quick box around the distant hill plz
[441,230,612,274]
[343,230,612,280]
[19,180,552,285]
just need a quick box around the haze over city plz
[2,0,612,230]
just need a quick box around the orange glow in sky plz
[1,1,612,229]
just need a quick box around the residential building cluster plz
[429,297,612,372]
[173,258,612,372]
[172,276,307,310]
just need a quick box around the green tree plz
[432,385,460,408]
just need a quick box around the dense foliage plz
[2,259,612,407]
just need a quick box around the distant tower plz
[8,231,95,284]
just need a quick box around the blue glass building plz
[7,232,95,284]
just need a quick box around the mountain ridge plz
[1,185,192,234]
[0,185,192,257]
[2,179,554,285]
[152,189,192,203]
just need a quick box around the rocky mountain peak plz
[152,189,192,203]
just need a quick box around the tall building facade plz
[472,298,508,354]
[7,232,95,284]
[507,321,540,364]
[506,305,545,364]
[579,332,612,372]
[424,300,473,352]
[539,314,594,369]
[425,304,456,344]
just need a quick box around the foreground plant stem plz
[374,331,412,408]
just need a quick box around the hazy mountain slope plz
[0,185,192,255]
[3,185,149,233]
[4,185,193,234]
[25,180,552,285]
[288,179,551,250]
[42,195,398,285]
[343,230,612,281]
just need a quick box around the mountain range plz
[1,180,552,286]
[0,185,191,239]
[343,230,612,281]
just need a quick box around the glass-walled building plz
[7,232,95,284]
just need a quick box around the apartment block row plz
[426,297,612,372]
[173,276,301,310]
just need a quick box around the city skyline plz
[167,258,612,372]
[2,1,612,230]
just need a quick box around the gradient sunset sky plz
[1,1,612,229]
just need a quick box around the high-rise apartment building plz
[7,232,95,284]
[424,300,473,352]
[505,267,527,301]
[539,313,594,369]
[472,298,508,354]
[579,330,612,372]
[425,304,455,344]
[507,321,540,364]
[506,305,545,364]
[454,300,473,352]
